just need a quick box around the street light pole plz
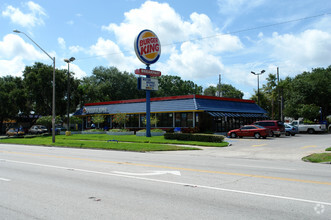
[251,70,265,106]
[64,57,75,133]
[14,30,56,143]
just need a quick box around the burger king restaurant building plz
[74,95,267,132]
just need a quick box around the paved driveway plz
[165,133,331,161]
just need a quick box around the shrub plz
[88,129,104,132]
[137,129,164,133]
[164,128,174,133]
[181,127,200,133]
[142,116,159,126]
[164,133,224,143]
[109,129,130,132]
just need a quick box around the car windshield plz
[277,121,284,126]
[255,125,265,129]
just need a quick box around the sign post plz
[134,30,161,137]
[145,66,151,137]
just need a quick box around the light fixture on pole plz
[14,29,56,143]
[64,57,75,133]
[251,70,265,105]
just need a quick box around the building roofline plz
[85,94,255,106]
[194,95,255,103]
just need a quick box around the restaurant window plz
[156,113,173,127]
[175,112,193,127]
[140,114,146,128]
[126,114,139,127]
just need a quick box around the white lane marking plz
[3,159,331,207]
[113,171,181,176]
[0,177,11,181]
[226,164,296,171]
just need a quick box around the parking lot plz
[169,133,331,162]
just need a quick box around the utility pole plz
[251,70,265,106]
[219,74,222,97]
[277,67,280,120]
[281,88,284,122]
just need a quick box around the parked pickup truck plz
[289,120,327,134]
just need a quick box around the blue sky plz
[1,0,331,99]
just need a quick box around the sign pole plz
[146,65,151,137]
[134,29,161,138]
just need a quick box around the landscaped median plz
[0,134,228,152]
[302,147,331,163]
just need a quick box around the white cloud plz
[89,37,140,72]
[60,63,87,79]
[58,37,66,49]
[101,0,242,80]
[2,1,47,28]
[0,34,58,78]
[266,29,331,75]
[217,0,265,15]
[161,41,224,79]
[0,57,25,77]
[0,34,45,61]
[69,45,85,54]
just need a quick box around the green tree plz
[250,91,271,116]
[0,76,27,133]
[203,84,243,99]
[282,66,331,120]
[23,62,81,117]
[156,75,203,97]
[298,104,320,121]
[203,86,217,96]
[35,115,62,130]
[142,115,159,127]
[218,84,244,99]
[255,66,331,121]
[92,114,105,129]
[261,73,279,119]
[80,66,145,103]
[113,113,129,128]
[70,116,83,125]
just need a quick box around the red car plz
[227,125,268,139]
[253,120,285,137]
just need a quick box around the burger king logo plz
[134,30,161,65]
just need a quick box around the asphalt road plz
[1,133,330,219]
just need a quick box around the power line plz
[77,12,331,61]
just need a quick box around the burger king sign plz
[134,30,161,65]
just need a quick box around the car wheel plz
[307,129,315,134]
[239,136,243,138]
[262,136,267,139]
[291,133,295,136]
[285,131,290,136]
[254,133,261,139]
[269,131,274,137]
[230,132,237,138]
[275,134,281,137]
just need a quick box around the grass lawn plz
[302,153,331,163]
[0,134,228,152]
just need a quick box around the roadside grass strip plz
[302,153,331,163]
[0,134,228,151]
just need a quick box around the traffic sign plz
[135,68,161,77]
